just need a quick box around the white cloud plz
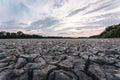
[0,0,120,37]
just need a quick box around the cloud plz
[66,6,89,17]
[0,0,120,37]
[26,17,59,30]
[0,20,27,29]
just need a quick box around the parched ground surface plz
[0,39,120,80]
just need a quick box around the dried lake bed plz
[0,39,120,80]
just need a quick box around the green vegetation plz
[90,24,120,38]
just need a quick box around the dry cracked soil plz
[0,39,120,80]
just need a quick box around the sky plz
[0,0,120,37]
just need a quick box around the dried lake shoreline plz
[0,39,120,80]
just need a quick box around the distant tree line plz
[0,31,73,39]
[0,31,43,39]
[90,24,120,38]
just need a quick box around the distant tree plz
[0,32,4,36]
[0,31,6,36]
[0,31,7,38]
[6,32,11,38]
[17,31,24,35]
[91,24,120,38]
[11,33,17,38]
